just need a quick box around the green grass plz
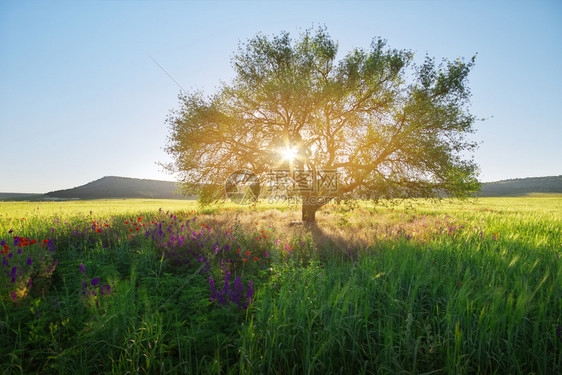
[0,198,560,374]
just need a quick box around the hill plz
[2,175,561,201]
[43,176,190,200]
[0,193,42,200]
[479,175,562,197]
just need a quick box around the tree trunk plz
[301,203,319,224]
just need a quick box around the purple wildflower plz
[91,278,100,286]
[231,276,242,306]
[80,263,86,274]
[47,259,58,274]
[26,257,32,266]
[209,275,217,302]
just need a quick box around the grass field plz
[0,197,560,374]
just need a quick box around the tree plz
[164,27,480,224]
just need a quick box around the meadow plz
[0,197,560,374]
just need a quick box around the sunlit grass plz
[0,197,560,374]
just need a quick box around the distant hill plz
[479,175,562,197]
[0,193,42,200]
[2,175,561,201]
[43,176,191,200]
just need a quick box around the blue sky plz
[1,0,561,193]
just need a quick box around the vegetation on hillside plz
[479,175,562,197]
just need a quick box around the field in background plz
[0,197,560,374]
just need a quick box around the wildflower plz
[100,284,111,296]
[47,260,58,274]
[80,263,86,274]
[91,278,100,286]
[26,257,32,266]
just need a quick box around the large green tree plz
[165,27,480,223]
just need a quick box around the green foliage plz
[165,27,481,222]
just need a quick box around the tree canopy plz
[165,27,480,223]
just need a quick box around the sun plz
[280,146,298,162]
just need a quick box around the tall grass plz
[0,198,560,374]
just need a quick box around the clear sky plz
[1,0,561,193]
